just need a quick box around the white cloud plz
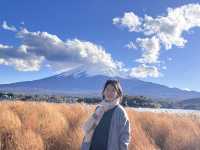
[0,27,161,78]
[2,4,200,79]
[0,43,44,71]
[162,66,167,70]
[125,41,137,49]
[129,64,160,78]
[0,28,131,77]
[113,3,200,77]
[136,36,160,64]
[0,44,13,49]
[0,57,44,71]
[183,88,191,91]
[2,21,17,32]
[113,12,142,32]
[15,28,128,76]
[167,57,172,61]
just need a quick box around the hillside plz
[1,68,200,101]
[175,98,200,110]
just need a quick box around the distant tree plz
[0,92,4,97]
[77,98,84,103]
[7,92,14,98]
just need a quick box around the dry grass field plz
[0,100,200,150]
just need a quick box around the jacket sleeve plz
[80,139,90,150]
[119,109,131,150]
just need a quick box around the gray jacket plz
[81,104,131,150]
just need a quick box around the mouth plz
[107,96,113,99]
[107,97,115,101]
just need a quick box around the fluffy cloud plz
[0,43,44,71]
[113,3,200,76]
[113,12,142,32]
[183,88,191,91]
[125,41,137,49]
[2,21,17,32]
[129,64,160,78]
[0,27,131,77]
[0,26,160,78]
[136,36,160,64]
[0,57,44,71]
[17,28,130,76]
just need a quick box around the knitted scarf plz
[82,97,121,143]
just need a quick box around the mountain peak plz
[57,67,91,78]
[56,66,123,79]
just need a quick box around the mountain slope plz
[174,98,200,109]
[0,69,200,101]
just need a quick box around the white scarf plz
[82,97,121,143]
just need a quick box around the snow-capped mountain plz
[1,68,200,101]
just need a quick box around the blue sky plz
[0,0,200,92]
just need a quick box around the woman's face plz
[103,84,118,101]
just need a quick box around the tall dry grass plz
[0,100,200,150]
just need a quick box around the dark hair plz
[102,79,123,103]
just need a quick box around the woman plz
[81,79,131,150]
